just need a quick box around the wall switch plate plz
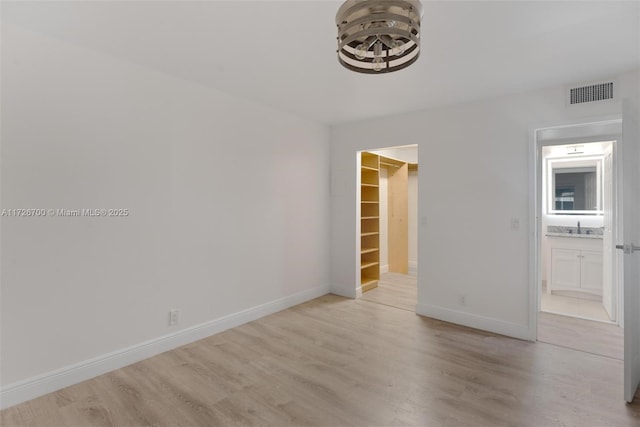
[169,309,179,326]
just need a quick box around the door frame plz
[355,144,418,298]
[528,116,623,341]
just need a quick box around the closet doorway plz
[358,145,418,312]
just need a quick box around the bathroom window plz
[555,186,575,210]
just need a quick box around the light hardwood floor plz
[2,294,639,426]
[360,272,417,311]
[537,311,624,360]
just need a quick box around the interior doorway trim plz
[355,145,418,303]
[529,115,623,341]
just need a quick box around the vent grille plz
[570,82,614,104]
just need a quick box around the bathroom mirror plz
[547,157,603,215]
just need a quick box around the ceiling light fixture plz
[336,0,423,74]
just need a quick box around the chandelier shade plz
[336,0,423,74]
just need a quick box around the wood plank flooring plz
[360,272,417,311]
[537,311,624,360]
[2,294,639,426]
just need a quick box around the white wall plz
[331,70,640,339]
[1,23,330,401]
[635,94,640,402]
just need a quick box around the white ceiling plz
[3,1,639,125]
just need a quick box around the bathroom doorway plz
[357,145,418,311]
[539,141,617,324]
[533,121,624,360]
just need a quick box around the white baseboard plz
[330,282,358,299]
[0,285,330,410]
[416,303,532,341]
[381,263,417,276]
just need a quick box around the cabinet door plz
[551,249,581,290]
[581,250,603,294]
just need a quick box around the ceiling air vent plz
[569,81,614,105]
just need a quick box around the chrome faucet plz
[577,221,581,234]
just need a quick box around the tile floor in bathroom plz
[541,285,613,323]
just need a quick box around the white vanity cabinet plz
[547,235,603,296]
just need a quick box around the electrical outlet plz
[511,218,520,231]
[169,309,179,326]
[458,295,467,306]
